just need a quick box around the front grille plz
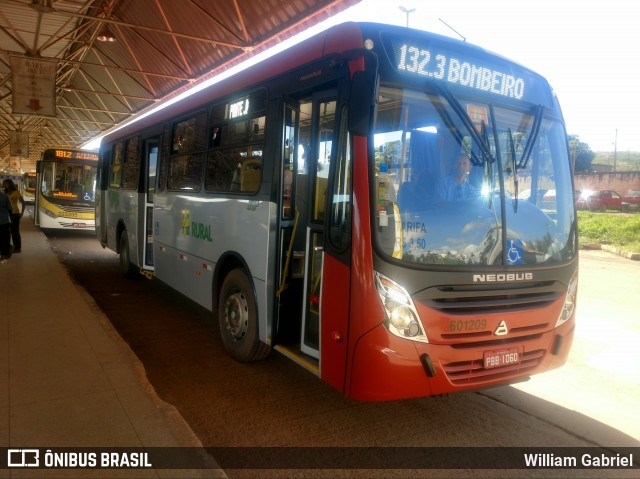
[59,204,93,213]
[441,323,549,341]
[415,281,564,314]
[443,349,545,384]
[416,282,559,384]
[448,333,544,349]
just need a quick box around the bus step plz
[139,269,154,280]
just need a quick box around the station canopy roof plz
[0,0,360,172]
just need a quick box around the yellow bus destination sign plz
[53,150,98,161]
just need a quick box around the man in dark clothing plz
[3,179,25,253]
[0,189,12,260]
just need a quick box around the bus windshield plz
[373,85,576,267]
[41,160,97,203]
[22,172,36,202]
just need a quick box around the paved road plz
[511,249,640,443]
[45,230,640,477]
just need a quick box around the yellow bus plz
[21,171,37,204]
[34,148,98,231]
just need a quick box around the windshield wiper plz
[507,128,519,213]
[436,83,495,165]
[518,105,544,170]
[479,119,492,163]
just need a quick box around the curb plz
[580,243,640,261]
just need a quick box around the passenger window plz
[122,136,140,189]
[312,99,336,221]
[167,111,206,191]
[282,105,297,218]
[167,153,204,191]
[157,124,170,191]
[110,142,123,188]
[328,107,352,251]
[204,90,266,194]
[205,146,263,193]
[172,112,207,154]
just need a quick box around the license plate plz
[483,347,521,369]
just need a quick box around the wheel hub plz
[224,291,248,342]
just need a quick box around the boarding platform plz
[0,213,225,478]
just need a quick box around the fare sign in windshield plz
[382,34,546,104]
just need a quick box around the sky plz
[334,0,639,152]
[85,0,639,152]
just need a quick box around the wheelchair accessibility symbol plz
[507,239,524,265]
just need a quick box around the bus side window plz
[206,151,234,192]
[211,126,223,147]
[312,99,336,222]
[167,153,204,191]
[282,105,297,219]
[206,145,262,194]
[240,159,261,192]
[166,112,206,191]
[122,136,140,189]
[158,124,171,191]
[328,107,352,251]
[110,141,124,188]
[206,103,265,195]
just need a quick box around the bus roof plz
[102,22,559,145]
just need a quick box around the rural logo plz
[180,209,212,242]
[181,209,191,237]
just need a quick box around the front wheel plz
[218,269,270,362]
[118,231,138,278]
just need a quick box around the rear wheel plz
[218,268,270,362]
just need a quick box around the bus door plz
[141,138,158,273]
[96,147,110,244]
[275,90,347,376]
[300,92,339,359]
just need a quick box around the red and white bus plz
[96,22,577,401]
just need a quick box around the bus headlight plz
[375,271,428,342]
[555,271,578,327]
[43,208,58,219]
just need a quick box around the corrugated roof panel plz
[0,0,361,171]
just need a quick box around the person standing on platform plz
[2,179,25,253]
[0,187,12,261]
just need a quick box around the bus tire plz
[218,268,270,362]
[118,231,137,278]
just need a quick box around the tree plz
[568,135,596,172]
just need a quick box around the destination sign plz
[382,34,544,103]
[51,149,98,161]
[227,97,250,119]
[52,191,78,199]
